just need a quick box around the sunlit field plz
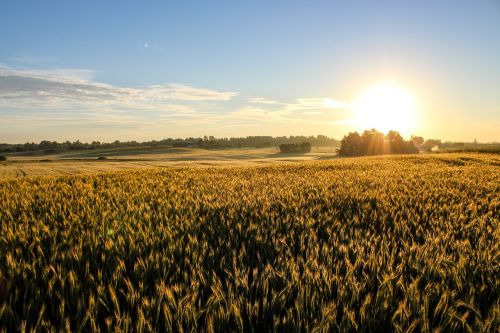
[1,153,498,331]
[0,146,337,179]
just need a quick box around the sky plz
[0,0,499,143]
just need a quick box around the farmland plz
[0,153,499,332]
[0,146,336,179]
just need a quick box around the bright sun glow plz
[354,82,418,135]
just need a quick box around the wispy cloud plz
[0,65,352,141]
[0,64,95,83]
[248,97,285,105]
[201,96,352,128]
[141,84,237,101]
[0,65,238,108]
[140,41,166,52]
[285,98,351,112]
[249,96,351,112]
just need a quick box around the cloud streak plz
[249,96,351,111]
[0,65,238,108]
[0,65,353,141]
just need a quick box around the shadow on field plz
[267,152,308,158]
[62,147,191,158]
[317,154,340,160]
[168,154,260,162]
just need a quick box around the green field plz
[0,153,499,332]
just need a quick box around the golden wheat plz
[0,154,499,332]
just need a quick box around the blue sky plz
[1,0,499,142]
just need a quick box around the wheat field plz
[0,146,336,179]
[0,154,499,332]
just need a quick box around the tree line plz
[0,132,487,156]
[338,129,418,156]
[0,135,340,154]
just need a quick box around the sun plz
[353,82,418,135]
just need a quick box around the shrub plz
[0,155,7,161]
[279,142,311,153]
[97,156,107,160]
[300,142,311,153]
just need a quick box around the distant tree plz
[22,142,37,151]
[411,135,425,146]
[39,140,58,151]
[300,142,311,153]
[387,130,405,154]
[0,155,6,161]
[339,132,362,156]
[423,139,442,152]
[360,129,384,155]
[256,141,271,148]
[279,144,296,153]
[339,129,418,157]
[0,135,342,153]
[279,142,311,153]
[403,141,419,154]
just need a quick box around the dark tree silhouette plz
[339,130,418,157]
[387,130,406,154]
[360,129,385,155]
[300,142,311,153]
[411,135,424,146]
[0,136,340,153]
[279,142,311,153]
[338,132,362,156]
